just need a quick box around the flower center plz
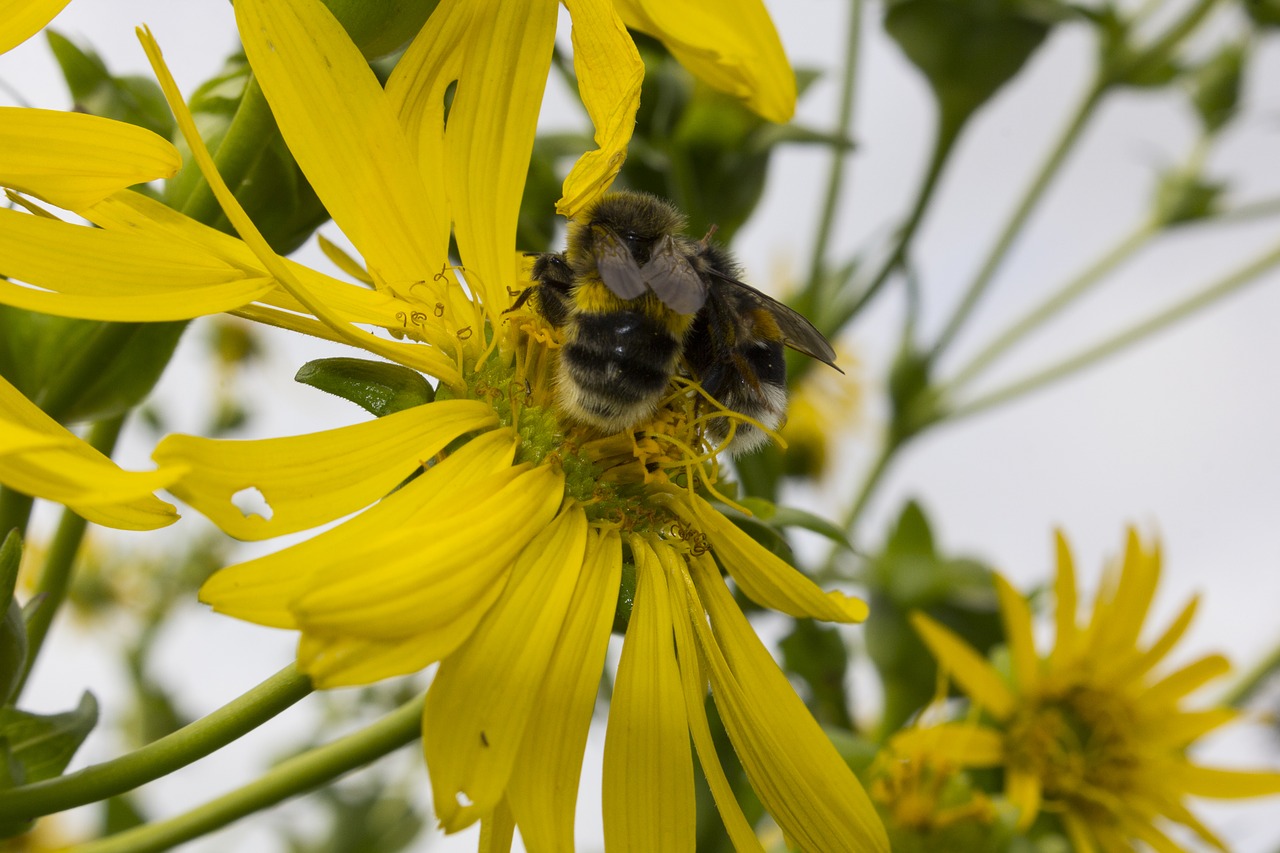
[1006,685,1142,818]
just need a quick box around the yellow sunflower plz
[911,529,1280,852]
[0,0,886,847]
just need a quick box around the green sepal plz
[884,0,1069,130]
[320,0,441,59]
[295,358,435,418]
[0,308,185,423]
[0,532,25,706]
[1154,169,1224,227]
[612,558,637,636]
[888,342,942,444]
[0,691,98,787]
[46,31,175,142]
[1188,44,1246,134]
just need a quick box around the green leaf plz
[295,358,435,417]
[0,531,25,704]
[1244,0,1280,26]
[0,692,98,786]
[884,0,1068,128]
[1188,44,1246,134]
[0,309,186,423]
[46,31,175,140]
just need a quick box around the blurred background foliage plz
[3,0,1280,849]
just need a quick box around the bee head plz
[530,252,573,292]
[567,190,687,270]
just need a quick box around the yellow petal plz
[1145,708,1237,748]
[508,528,621,851]
[200,428,519,628]
[685,494,867,621]
[613,0,795,122]
[297,613,497,688]
[0,108,180,209]
[1093,528,1160,656]
[1143,654,1231,707]
[294,463,563,639]
[384,0,471,239]
[1105,595,1198,685]
[994,573,1039,691]
[1062,813,1100,853]
[910,612,1016,720]
[1007,767,1043,830]
[0,0,71,54]
[425,508,588,832]
[478,799,516,853]
[235,0,449,290]
[1051,529,1080,663]
[0,375,179,530]
[443,0,557,311]
[154,398,496,539]
[556,0,643,218]
[661,544,764,853]
[1123,819,1192,853]
[685,553,888,852]
[602,536,695,851]
[0,207,274,321]
[1173,764,1280,798]
[888,723,1004,766]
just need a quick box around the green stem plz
[0,487,34,542]
[67,692,422,853]
[931,77,1107,359]
[1214,196,1280,225]
[1219,636,1280,709]
[0,666,311,823]
[178,78,276,226]
[843,111,963,322]
[945,216,1159,392]
[947,237,1280,422]
[804,0,863,296]
[1121,0,1222,85]
[15,415,125,695]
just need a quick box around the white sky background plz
[4,0,1280,850]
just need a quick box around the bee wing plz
[592,227,649,300]
[641,234,708,315]
[705,270,841,371]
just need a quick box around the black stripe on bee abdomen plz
[564,310,679,407]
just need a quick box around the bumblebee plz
[524,191,839,454]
